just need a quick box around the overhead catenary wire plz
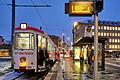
[30,0,48,31]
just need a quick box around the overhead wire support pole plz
[11,0,50,68]
[94,0,99,80]
[11,0,15,68]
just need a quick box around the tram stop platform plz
[44,57,120,80]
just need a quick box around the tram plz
[13,23,57,72]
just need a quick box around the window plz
[107,33,109,36]
[118,27,120,30]
[115,39,117,43]
[42,37,46,49]
[112,27,114,30]
[38,35,42,49]
[115,45,117,49]
[101,26,103,30]
[98,32,100,36]
[112,39,114,43]
[115,27,118,30]
[101,32,103,36]
[15,33,34,49]
[118,39,120,43]
[115,33,117,36]
[112,45,114,49]
[107,26,109,30]
[112,33,114,36]
[110,33,112,36]
[109,45,111,48]
[104,33,106,36]
[109,39,111,42]
[110,27,112,30]
[104,26,106,30]
[92,32,94,36]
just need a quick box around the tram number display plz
[15,52,33,55]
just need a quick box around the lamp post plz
[94,0,99,80]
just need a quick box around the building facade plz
[73,20,120,53]
[49,35,62,51]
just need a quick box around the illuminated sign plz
[65,2,94,16]
[20,23,27,29]
[86,27,91,32]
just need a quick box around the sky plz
[0,0,120,43]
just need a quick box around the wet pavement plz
[0,57,120,80]
[0,58,12,77]
[62,57,120,80]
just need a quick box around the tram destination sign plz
[65,2,94,16]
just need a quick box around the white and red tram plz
[13,23,57,72]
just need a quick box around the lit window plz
[104,26,106,30]
[115,45,117,49]
[115,39,117,43]
[15,33,34,49]
[118,39,120,43]
[104,33,106,36]
[92,32,94,36]
[101,26,103,30]
[118,45,120,49]
[110,33,112,36]
[115,33,117,36]
[110,27,112,30]
[109,45,111,48]
[107,33,109,36]
[119,33,120,36]
[119,27,120,30]
[109,39,111,42]
[112,39,114,43]
[112,33,114,36]
[111,27,114,30]
[107,26,109,30]
[115,27,118,30]
[98,32,100,36]
[112,45,114,48]
[101,32,103,36]
[98,26,100,30]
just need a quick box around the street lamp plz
[73,22,78,27]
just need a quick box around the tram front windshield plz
[15,32,34,50]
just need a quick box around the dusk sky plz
[0,0,120,43]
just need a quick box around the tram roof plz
[15,26,45,34]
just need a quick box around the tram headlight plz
[20,57,27,67]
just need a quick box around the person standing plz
[45,50,49,68]
[38,48,45,67]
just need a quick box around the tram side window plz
[42,37,46,49]
[38,35,42,49]
[15,33,34,49]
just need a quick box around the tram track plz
[13,69,49,80]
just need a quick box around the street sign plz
[65,2,94,16]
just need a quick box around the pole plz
[94,0,99,80]
[11,0,15,68]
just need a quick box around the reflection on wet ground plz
[61,57,120,80]
[62,58,91,80]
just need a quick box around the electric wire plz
[30,0,48,31]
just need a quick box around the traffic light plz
[96,0,103,12]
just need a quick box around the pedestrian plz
[80,48,84,64]
[45,49,49,68]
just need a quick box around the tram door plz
[36,34,42,69]
[36,35,46,69]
